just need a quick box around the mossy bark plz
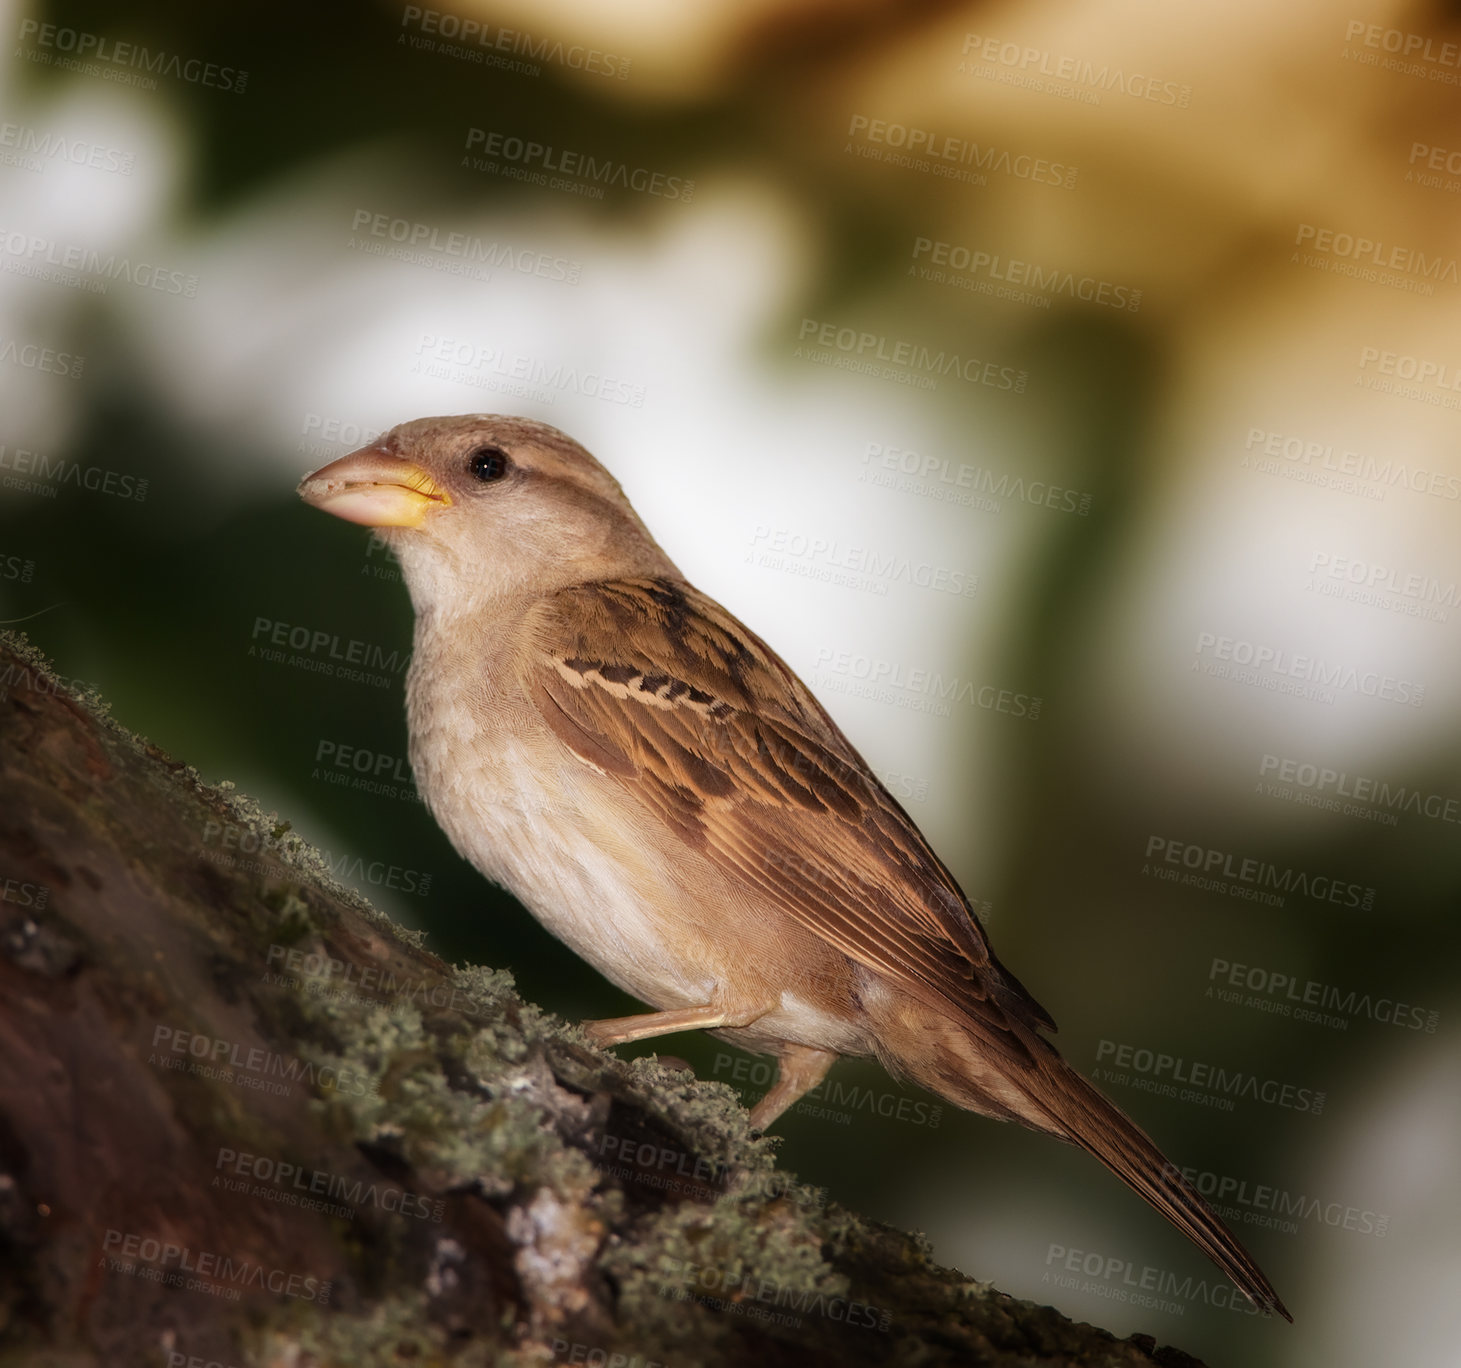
[0,631,1204,1368]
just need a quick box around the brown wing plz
[520,576,1055,1054]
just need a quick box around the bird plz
[298,413,1290,1321]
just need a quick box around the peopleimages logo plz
[213,1146,443,1223]
[1094,1038,1324,1116]
[1042,1242,1266,1318]
[748,524,978,599]
[844,114,1078,188]
[813,645,1042,721]
[1144,834,1375,910]
[16,19,248,92]
[795,318,1028,393]
[659,1257,891,1332]
[1242,424,1461,499]
[1257,751,1461,825]
[958,34,1191,106]
[1293,223,1458,288]
[462,129,693,201]
[1164,1163,1390,1238]
[1305,552,1456,622]
[0,228,199,296]
[911,235,1142,311]
[348,209,582,282]
[400,6,631,79]
[1207,956,1439,1034]
[1193,631,1424,707]
[861,442,1093,514]
[0,120,134,173]
[0,444,148,501]
[1343,19,1461,70]
[100,1229,328,1301]
[149,1023,375,1098]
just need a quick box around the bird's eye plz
[467,445,511,483]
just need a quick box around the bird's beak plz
[297,445,450,529]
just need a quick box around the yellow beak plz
[297,446,450,529]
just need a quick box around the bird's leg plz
[747,1044,838,1131]
[582,999,771,1048]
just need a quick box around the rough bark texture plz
[0,631,1206,1368]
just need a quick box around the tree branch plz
[0,630,1204,1368]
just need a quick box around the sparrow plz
[298,414,1290,1321]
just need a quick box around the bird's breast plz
[405,644,722,1008]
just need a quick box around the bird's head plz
[298,414,678,616]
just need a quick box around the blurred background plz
[3,0,1460,1361]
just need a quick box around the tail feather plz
[1021,1050,1292,1322]
[882,1011,1292,1322]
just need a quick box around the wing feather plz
[521,576,1056,1046]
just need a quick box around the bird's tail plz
[886,1017,1292,1322]
[1023,1050,1291,1321]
